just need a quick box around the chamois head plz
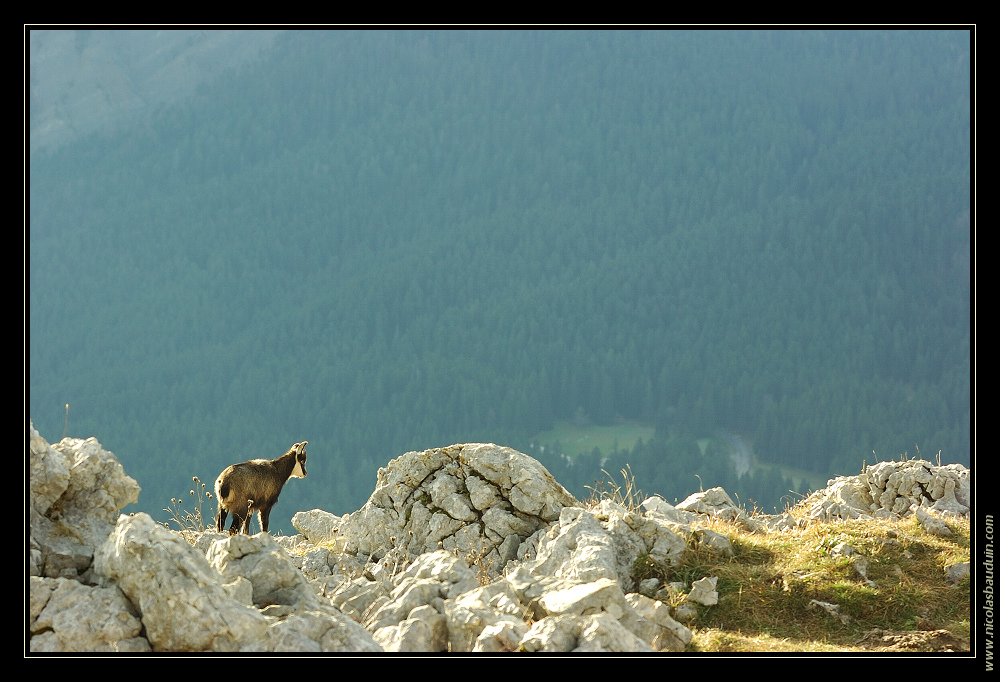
[289,440,308,479]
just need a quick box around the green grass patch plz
[673,511,971,652]
[771,463,829,494]
[531,420,655,458]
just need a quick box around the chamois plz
[214,441,308,535]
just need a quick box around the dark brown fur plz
[214,441,308,534]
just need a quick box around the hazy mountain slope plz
[28,30,971,523]
[29,29,282,155]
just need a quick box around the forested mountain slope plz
[28,29,971,523]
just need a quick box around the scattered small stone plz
[830,542,856,557]
[914,507,952,537]
[687,576,719,606]
[852,557,878,589]
[807,599,850,625]
[945,562,970,586]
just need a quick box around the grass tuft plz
[164,475,214,533]
[584,464,645,512]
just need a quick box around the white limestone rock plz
[535,577,631,620]
[625,592,693,651]
[29,576,149,652]
[945,561,970,586]
[298,545,333,580]
[93,512,269,652]
[336,444,578,574]
[803,459,970,522]
[641,495,700,524]
[244,609,383,653]
[522,507,621,585]
[673,601,699,623]
[807,598,850,625]
[473,619,530,652]
[808,477,873,521]
[29,422,141,580]
[444,597,527,652]
[852,557,878,589]
[328,576,392,623]
[914,506,953,537]
[207,531,322,609]
[519,613,654,653]
[29,422,71,516]
[222,576,255,606]
[291,508,345,546]
[676,487,740,516]
[930,475,969,516]
[687,576,719,606]
[675,486,763,532]
[374,604,448,652]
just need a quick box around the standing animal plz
[214,441,308,535]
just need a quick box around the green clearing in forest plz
[774,463,830,495]
[531,421,655,458]
[532,422,829,497]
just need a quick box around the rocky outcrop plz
[801,459,970,523]
[29,422,140,581]
[333,443,579,570]
[27,421,971,653]
[302,443,729,652]
[93,513,272,652]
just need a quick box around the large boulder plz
[207,532,322,610]
[291,508,345,546]
[335,443,579,571]
[93,512,271,652]
[29,421,140,580]
[28,576,149,652]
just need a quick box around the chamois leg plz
[216,508,229,533]
[229,511,248,535]
[259,506,272,533]
[239,499,256,534]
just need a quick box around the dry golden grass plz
[163,475,215,534]
[675,511,970,652]
[584,464,646,512]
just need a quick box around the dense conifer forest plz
[28,30,971,526]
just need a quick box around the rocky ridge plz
[27,421,970,653]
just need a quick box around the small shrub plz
[164,475,214,533]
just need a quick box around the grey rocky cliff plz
[27,420,969,653]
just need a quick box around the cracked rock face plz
[29,421,141,580]
[803,459,970,522]
[29,576,149,652]
[337,444,579,571]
